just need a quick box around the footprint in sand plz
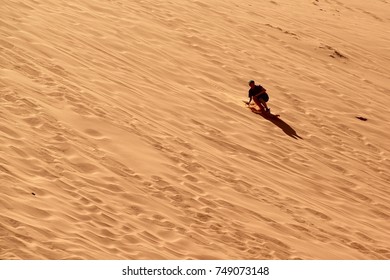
[0,125,22,139]
[83,128,105,139]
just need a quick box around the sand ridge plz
[1,0,389,259]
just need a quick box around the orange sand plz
[1,0,389,259]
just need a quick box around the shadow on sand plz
[250,108,302,139]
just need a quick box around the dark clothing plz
[248,85,265,98]
[258,93,269,102]
[249,85,269,102]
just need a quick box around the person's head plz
[248,80,255,88]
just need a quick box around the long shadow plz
[250,108,302,139]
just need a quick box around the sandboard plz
[243,100,280,119]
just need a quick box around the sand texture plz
[1,0,389,259]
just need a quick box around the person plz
[247,80,270,113]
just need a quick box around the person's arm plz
[247,90,253,105]
[254,87,266,97]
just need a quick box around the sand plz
[0,0,389,259]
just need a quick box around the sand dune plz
[1,0,389,259]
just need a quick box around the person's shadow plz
[249,108,302,139]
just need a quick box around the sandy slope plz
[0,0,389,259]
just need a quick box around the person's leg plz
[253,97,265,111]
[258,98,269,111]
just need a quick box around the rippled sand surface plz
[1,0,389,259]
